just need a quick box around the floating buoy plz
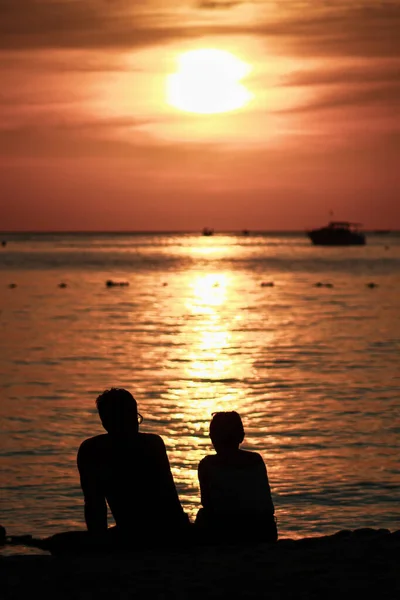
[106,280,129,287]
[162,282,168,286]
[366,282,378,289]
[261,281,274,287]
[8,283,17,288]
[58,282,67,288]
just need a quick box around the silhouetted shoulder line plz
[240,450,265,464]
[138,432,167,449]
[78,434,108,451]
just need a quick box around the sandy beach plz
[2,528,399,599]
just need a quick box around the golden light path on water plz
[164,270,242,513]
[156,239,284,520]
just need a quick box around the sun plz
[166,49,252,114]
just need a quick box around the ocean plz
[0,231,399,552]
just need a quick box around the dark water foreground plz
[2,529,399,599]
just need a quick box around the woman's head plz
[209,411,245,452]
[96,388,142,435]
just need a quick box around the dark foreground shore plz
[2,528,399,599]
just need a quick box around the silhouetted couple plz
[76,388,277,550]
[3,388,277,554]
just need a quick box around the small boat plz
[202,227,214,236]
[307,221,366,246]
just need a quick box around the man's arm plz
[152,436,187,517]
[77,440,108,533]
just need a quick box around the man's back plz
[77,431,187,534]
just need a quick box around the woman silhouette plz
[195,411,277,544]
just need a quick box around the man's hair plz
[96,388,138,434]
[209,411,245,447]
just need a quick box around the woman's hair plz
[209,411,245,448]
[96,388,138,434]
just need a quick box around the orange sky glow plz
[0,0,399,231]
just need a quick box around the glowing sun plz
[167,49,252,114]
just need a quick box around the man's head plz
[209,411,245,452]
[96,388,142,435]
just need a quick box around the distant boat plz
[202,227,214,236]
[373,229,390,235]
[241,229,250,236]
[307,221,366,246]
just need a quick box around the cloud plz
[0,115,227,159]
[0,1,399,59]
[0,122,152,159]
[0,0,186,50]
[0,50,141,73]
[283,63,400,88]
[196,1,244,9]
[277,60,400,116]
[278,83,400,115]
[243,2,400,59]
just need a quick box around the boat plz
[307,221,366,246]
[202,227,214,236]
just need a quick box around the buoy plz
[106,280,129,287]
[58,282,67,288]
[8,283,17,288]
[261,282,274,287]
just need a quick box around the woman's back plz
[198,450,274,515]
[195,412,277,544]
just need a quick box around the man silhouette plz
[77,388,189,545]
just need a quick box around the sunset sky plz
[0,0,399,231]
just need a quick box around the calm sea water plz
[1,231,399,553]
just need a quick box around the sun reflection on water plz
[167,272,246,515]
[189,273,227,307]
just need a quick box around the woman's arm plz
[198,458,212,508]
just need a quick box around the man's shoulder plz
[78,434,108,454]
[138,432,165,449]
[198,454,217,469]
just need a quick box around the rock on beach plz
[2,528,399,600]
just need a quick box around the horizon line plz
[1,229,399,235]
